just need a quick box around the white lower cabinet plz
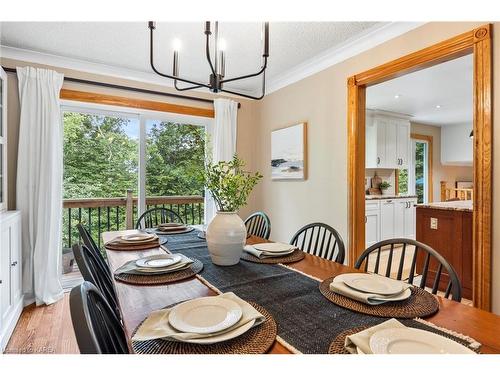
[0,211,23,352]
[365,198,417,248]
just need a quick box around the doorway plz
[347,25,492,310]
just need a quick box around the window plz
[60,102,211,287]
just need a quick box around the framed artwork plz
[271,122,307,180]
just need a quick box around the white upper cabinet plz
[0,67,7,212]
[366,111,410,169]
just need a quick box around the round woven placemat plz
[328,322,481,354]
[105,238,166,251]
[114,259,203,285]
[240,249,305,264]
[131,302,277,354]
[319,276,439,318]
[147,227,195,236]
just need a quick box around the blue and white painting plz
[271,122,306,180]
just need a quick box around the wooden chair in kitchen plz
[354,238,462,302]
[70,281,128,354]
[290,222,345,263]
[244,211,271,240]
[135,207,184,229]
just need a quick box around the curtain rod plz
[1,66,241,109]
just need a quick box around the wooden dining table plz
[103,228,500,354]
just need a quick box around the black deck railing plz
[62,192,204,249]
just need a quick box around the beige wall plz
[411,122,473,201]
[0,58,259,219]
[252,22,500,313]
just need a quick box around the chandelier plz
[148,21,269,100]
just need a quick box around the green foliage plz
[379,181,391,190]
[398,169,408,194]
[145,121,205,196]
[204,155,262,212]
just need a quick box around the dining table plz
[102,227,500,354]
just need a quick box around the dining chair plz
[70,281,129,354]
[354,238,462,302]
[72,243,121,320]
[244,211,271,239]
[290,222,345,263]
[135,207,184,229]
[76,223,108,266]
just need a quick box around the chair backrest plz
[76,223,106,265]
[70,281,128,354]
[354,238,462,302]
[135,207,184,229]
[72,244,121,320]
[290,222,345,263]
[244,211,271,240]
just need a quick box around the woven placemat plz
[146,227,195,236]
[319,276,438,318]
[114,259,203,285]
[131,302,277,354]
[105,237,167,251]
[328,320,481,354]
[240,249,305,264]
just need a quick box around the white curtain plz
[17,67,64,306]
[204,98,238,224]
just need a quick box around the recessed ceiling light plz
[394,94,401,99]
[435,105,442,109]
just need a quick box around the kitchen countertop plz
[365,194,418,200]
[416,200,473,212]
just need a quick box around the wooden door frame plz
[347,24,492,310]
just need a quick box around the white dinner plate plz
[135,254,182,269]
[176,319,256,345]
[135,262,191,274]
[121,233,157,243]
[158,222,184,228]
[169,297,243,334]
[341,273,405,296]
[252,242,296,253]
[261,249,295,257]
[370,327,475,354]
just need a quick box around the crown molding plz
[263,22,426,96]
[0,45,256,97]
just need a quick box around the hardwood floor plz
[4,292,79,354]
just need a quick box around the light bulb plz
[172,38,182,51]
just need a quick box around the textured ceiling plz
[367,54,473,126]
[0,21,381,93]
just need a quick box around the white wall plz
[441,123,473,166]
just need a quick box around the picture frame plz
[271,122,307,180]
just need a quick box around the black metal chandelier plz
[148,21,269,100]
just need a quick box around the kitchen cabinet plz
[365,200,380,248]
[365,197,417,248]
[365,111,410,169]
[0,211,23,352]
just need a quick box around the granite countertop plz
[416,200,473,212]
[365,194,418,200]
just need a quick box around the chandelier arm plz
[220,57,268,84]
[205,34,217,76]
[149,23,211,89]
[220,68,266,100]
[174,80,206,91]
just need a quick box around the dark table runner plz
[165,231,389,353]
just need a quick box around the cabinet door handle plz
[365,216,367,223]
[11,261,18,267]
[377,157,380,165]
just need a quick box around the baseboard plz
[0,296,24,353]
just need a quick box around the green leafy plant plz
[379,181,391,191]
[204,155,263,212]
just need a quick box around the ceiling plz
[0,21,384,94]
[366,54,473,126]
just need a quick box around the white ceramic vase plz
[206,211,247,266]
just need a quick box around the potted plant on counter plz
[204,155,262,266]
[379,181,391,195]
